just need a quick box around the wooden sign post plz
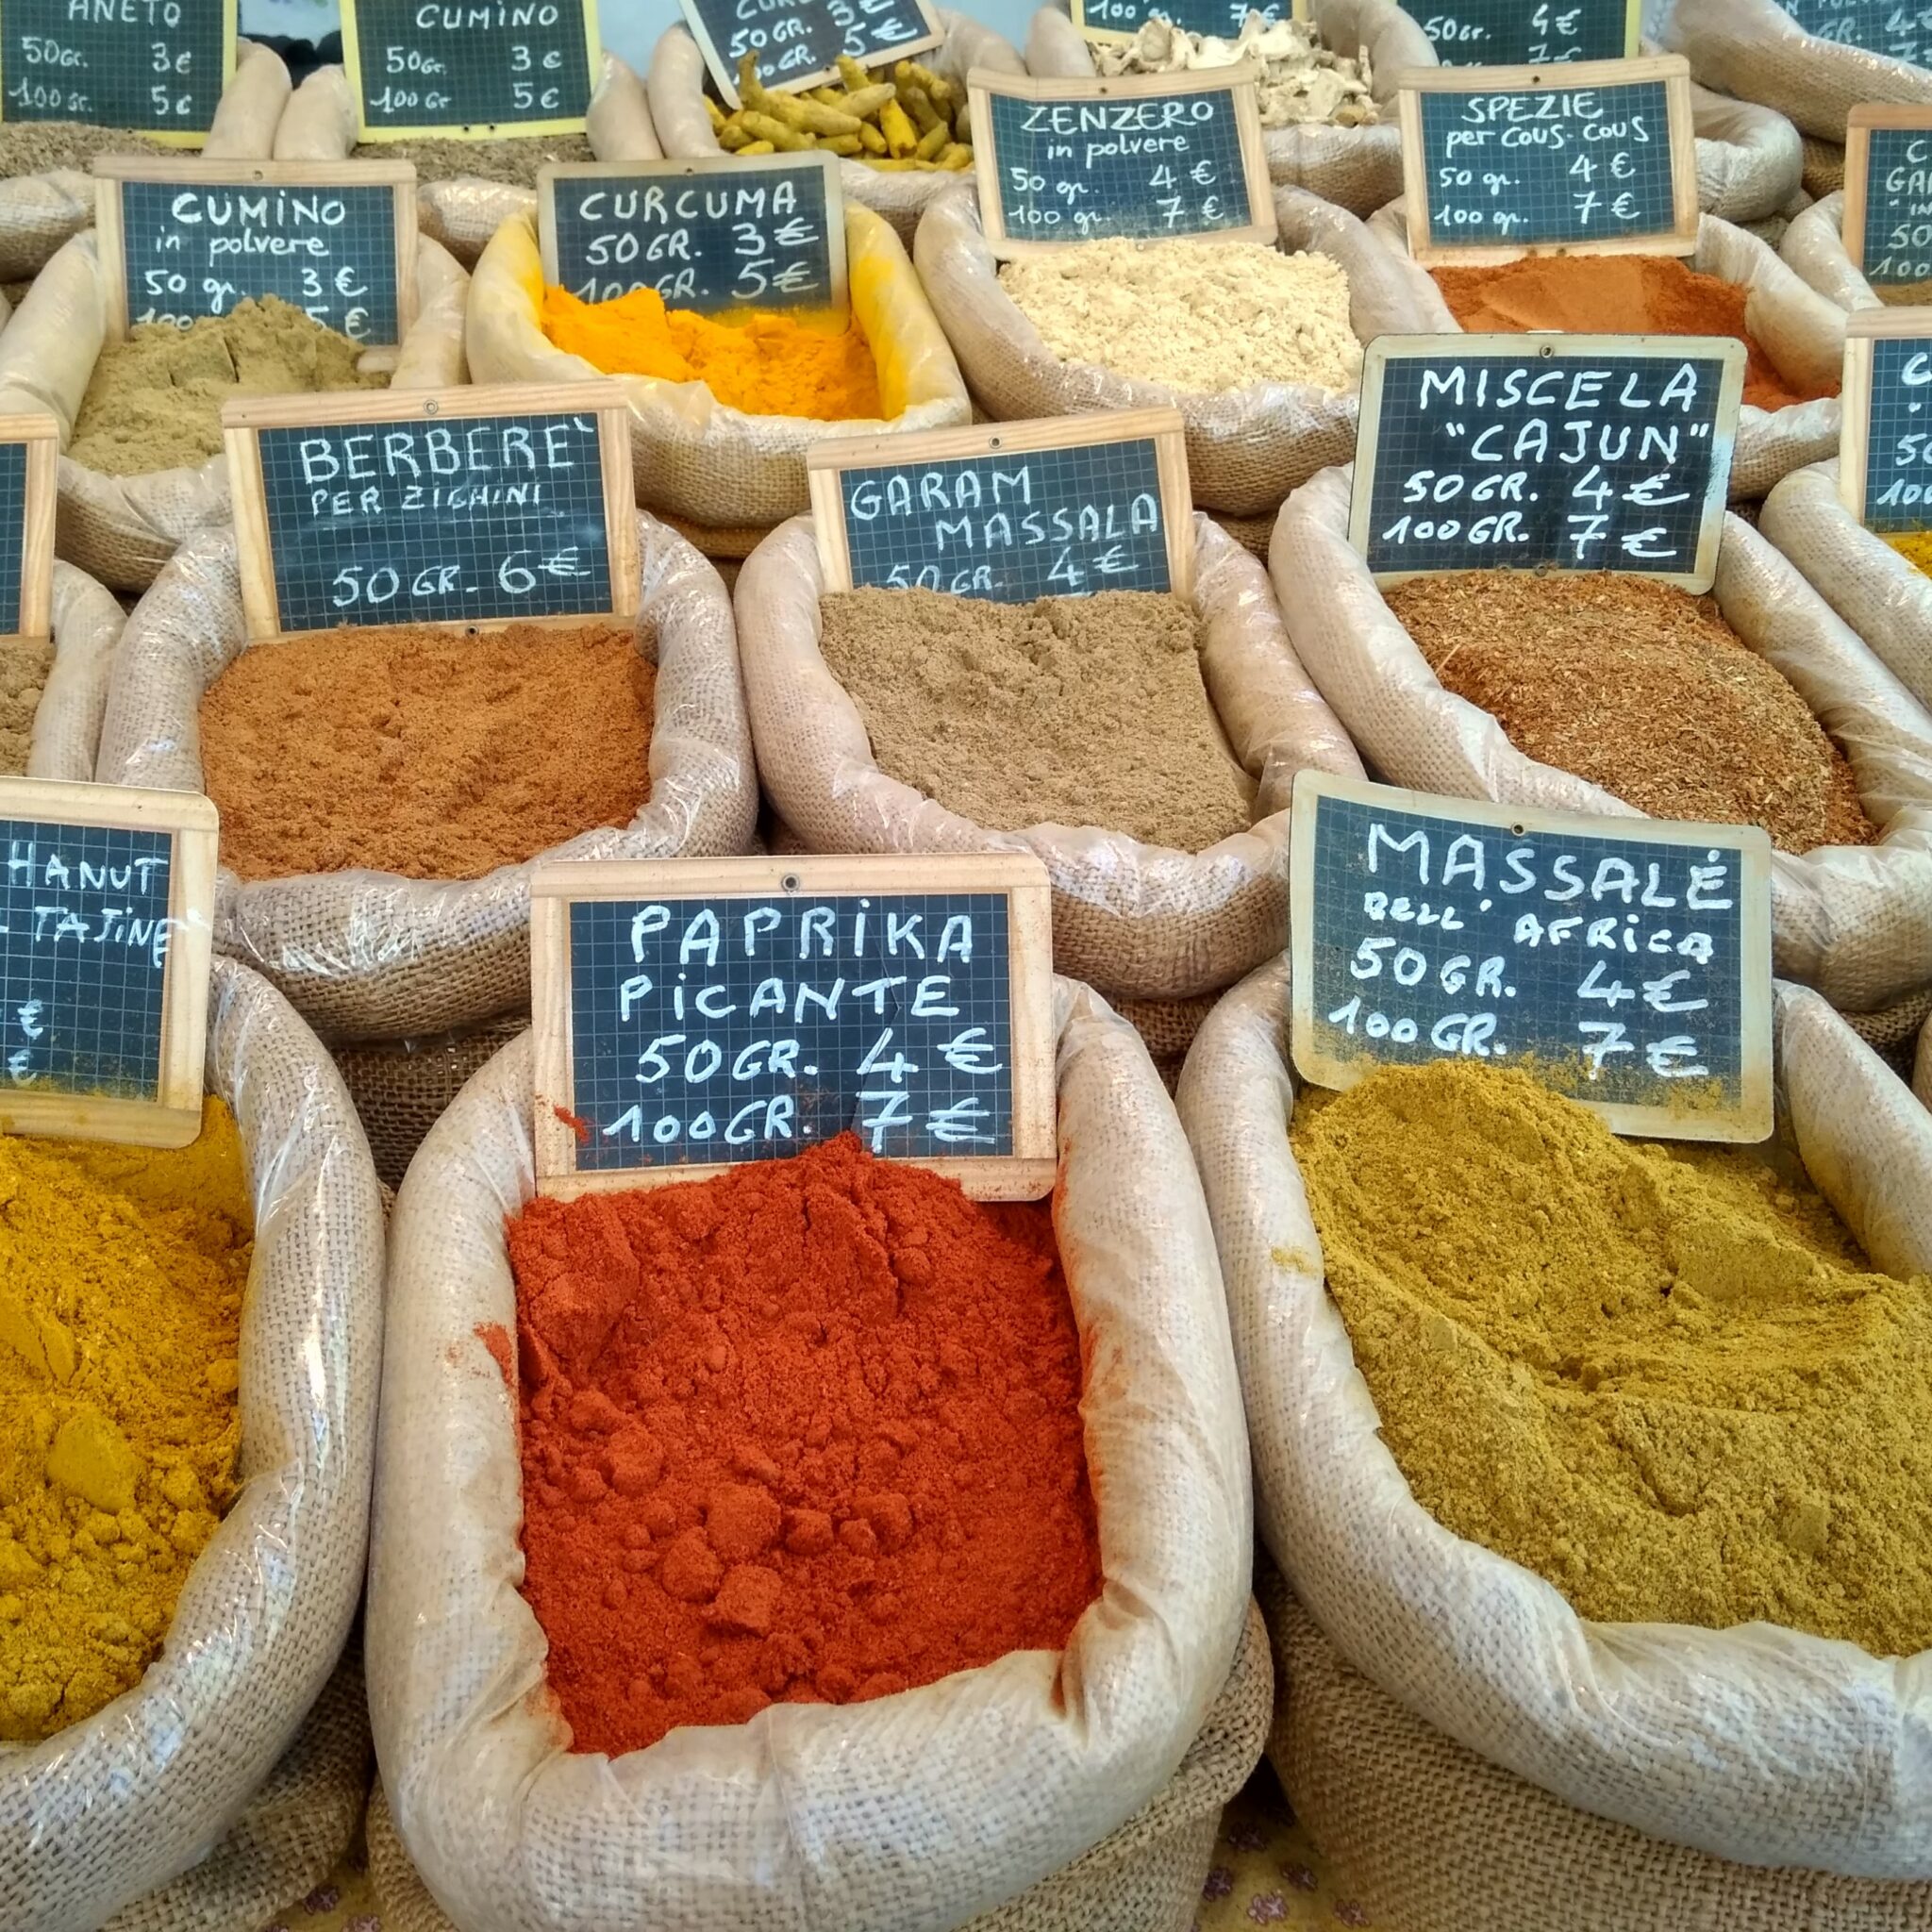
[679,0,942,106]
[0,778,217,1149]
[0,0,235,141]
[93,158,419,349]
[1349,335,1743,588]
[1774,0,1932,64]
[1396,55,1698,263]
[1386,0,1639,67]
[539,155,848,315]
[808,408,1194,600]
[530,853,1058,1199]
[1836,310,1932,531]
[341,0,599,138]
[1844,105,1932,295]
[968,65,1275,254]
[0,413,58,646]
[222,383,640,639]
[1289,770,1774,1141]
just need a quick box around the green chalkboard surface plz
[1,0,234,138]
[1394,0,1637,65]
[1779,0,1932,65]
[679,0,943,104]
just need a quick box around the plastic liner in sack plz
[24,561,126,782]
[737,510,1364,1001]
[275,55,662,266]
[93,512,757,1044]
[1364,200,1844,499]
[1662,0,1932,142]
[1179,953,1932,1877]
[1780,188,1913,319]
[1685,75,1805,224]
[647,11,1024,251]
[1271,468,1932,1014]
[915,181,1449,516]
[361,1607,1271,1932]
[1257,1565,1932,1932]
[367,980,1253,1932]
[0,226,472,593]
[0,957,386,1932]
[1759,459,1932,714]
[467,205,969,527]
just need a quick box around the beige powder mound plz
[998,239,1360,394]
[818,588,1255,852]
[0,636,53,775]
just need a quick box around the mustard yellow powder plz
[0,1097,251,1740]
[1885,530,1932,575]
[1291,1062,1932,1657]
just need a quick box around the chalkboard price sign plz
[0,778,217,1150]
[1393,0,1638,66]
[1835,311,1932,533]
[530,854,1057,1199]
[680,0,943,105]
[808,408,1194,601]
[1289,771,1774,1141]
[1777,0,1932,65]
[1071,0,1286,42]
[1350,335,1742,590]
[0,0,234,139]
[1397,55,1699,262]
[539,155,846,314]
[970,64,1276,254]
[1845,106,1932,291]
[94,159,418,348]
[0,415,58,645]
[341,0,599,137]
[223,382,641,639]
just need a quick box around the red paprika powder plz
[506,1133,1102,1757]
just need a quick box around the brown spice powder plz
[817,588,1255,852]
[0,636,54,776]
[199,620,654,881]
[1383,571,1878,855]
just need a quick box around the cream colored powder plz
[998,240,1360,394]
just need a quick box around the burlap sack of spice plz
[367,979,1254,1932]
[738,511,1364,999]
[918,183,1449,516]
[1272,468,1932,1012]
[648,12,1025,250]
[1759,460,1932,713]
[1917,1012,1932,1105]
[0,958,385,1932]
[0,228,472,592]
[467,205,969,526]
[1365,202,1843,499]
[1686,79,1806,224]
[1180,955,1932,1876]
[273,56,662,266]
[96,513,756,1042]
[1259,1568,1932,1931]
[24,560,126,782]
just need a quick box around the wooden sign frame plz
[92,157,420,348]
[1396,54,1700,265]
[1348,333,1744,592]
[222,380,641,641]
[1288,770,1775,1143]
[967,63,1277,258]
[530,853,1058,1201]
[1835,308,1932,525]
[341,0,602,140]
[0,778,217,1150]
[0,412,58,645]
[537,153,849,317]
[1843,103,1932,278]
[683,0,943,108]
[806,407,1196,599]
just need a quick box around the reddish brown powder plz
[505,1135,1101,1756]
[1429,255,1836,413]
[198,620,654,881]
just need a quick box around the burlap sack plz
[1687,78,1806,223]
[739,511,1363,999]
[1918,1011,1932,1103]
[468,203,969,525]
[0,958,386,1932]
[648,12,1025,250]
[1181,955,1932,1875]
[25,559,125,782]
[1808,136,1851,197]
[368,978,1252,1932]
[1259,1567,1932,1932]
[1760,459,1932,712]
[916,182,1449,516]
[332,1016,529,1188]
[1780,190,1880,310]
[1366,200,1844,498]
[94,511,757,1042]
[1272,468,1932,1011]
[0,226,472,591]
[364,1603,1270,1932]
[1663,0,1932,142]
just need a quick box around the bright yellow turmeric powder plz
[0,1098,250,1740]
[541,285,882,421]
[1884,531,1932,575]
